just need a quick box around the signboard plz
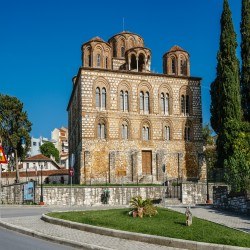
[24,181,35,201]
[69,167,74,177]
[0,146,8,164]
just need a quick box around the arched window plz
[184,126,191,141]
[121,123,128,140]
[142,125,150,141]
[120,90,129,112]
[180,59,186,75]
[98,122,106,139]
[88,54,91,67]
[121,46,125,57]
[140,91,144,111]
[145,92,149,112]
[97,54,101,67]
[161,93,169,115]
[96,87,100,108]
[181,94,189,116]
[171,58,175,74]
[124,91,128,111]
[105,57,108,69]
[113,41,117,57]
[161,93,164,113]
[140,91,150,113]
[120,90,124,111]
[102,88,106,109]
[164,126,170,141]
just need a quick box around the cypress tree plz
[241,0,250,122]
[210,0,242,168]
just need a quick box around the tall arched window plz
[105,57,108,69]
[120,90,124,111]
[171,58,175,74]
[164,126,170,141]
[120,90,129,111]
[181,95,189,116]
[102,88,106,109]
[180,58,186,75]
[98,122,106,139]
[88,54,91,67]
[96,87,100,108]
[124,91,128,111]
[145,92,149,112]
[97,54,101,67]
[184,125,191,141]
[121,123,128,140]
[140,91,150,113]
[96,87,106,109]
[161,92,169,115]
[140,91,144,111]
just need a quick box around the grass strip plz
[48,208,250,248]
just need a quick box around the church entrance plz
[142,150,152,175]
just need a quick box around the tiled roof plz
[24,154,51,162]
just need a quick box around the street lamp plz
[206,157,211,203]
[39,161,46,205]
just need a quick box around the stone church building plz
[67,31,205,184]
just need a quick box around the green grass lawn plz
[48,208,250,248]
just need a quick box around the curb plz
[42,214,249,250]
[0,219,112,250]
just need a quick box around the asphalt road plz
[0,226,80,250]
[0,205,84,250]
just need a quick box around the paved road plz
[0,226,79,250]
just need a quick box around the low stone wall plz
[213,186,250,215]
[1,185,164,206]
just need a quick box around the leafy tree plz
[224,120,250,192]
[210,0,242,168]
[0,94,32,182]
[40,141,59,163]
[241,0,250,122]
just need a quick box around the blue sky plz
[0,0,241,138]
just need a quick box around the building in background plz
[51,127,69,169]
[28,136,53,157]
[69,31,205,185]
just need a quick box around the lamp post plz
[39,161,46,205]
[206,157,211,203]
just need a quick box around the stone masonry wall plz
[69,68,204,185]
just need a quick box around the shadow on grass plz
[174,221,186,226]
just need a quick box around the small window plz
[142,125,150,141]
[164,126,170,141]
[98,123,106,139]
[33,142,36,146]
[26,163,29,169]
[181,95,185,114]
[124,91,128,111]
[122,123,128,140]
[161,93,164,113]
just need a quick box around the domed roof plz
[169,45,186,52]
[89,36,105,42]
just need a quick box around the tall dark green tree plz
[0,94,32,182]
[210,0,242,168]
[241,0,250,122]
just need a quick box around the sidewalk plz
[165,205,250,234]
[0,205,249,249]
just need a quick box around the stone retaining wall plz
[213,186,250,215]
